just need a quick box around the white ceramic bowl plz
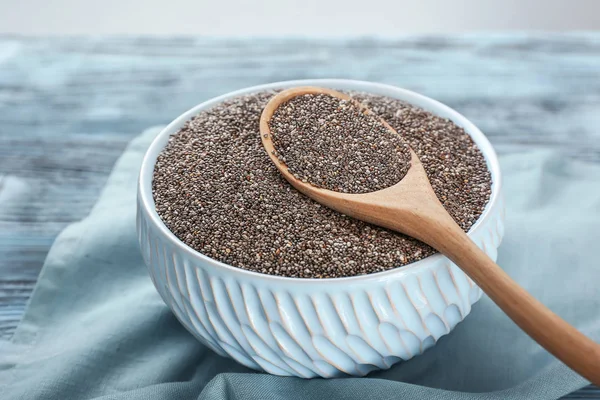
[137,79,504,378]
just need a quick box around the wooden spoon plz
[260,86,600,385]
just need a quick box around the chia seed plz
[152,90,492,279]
[269,93,411,193]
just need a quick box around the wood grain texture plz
[0,34,599,397]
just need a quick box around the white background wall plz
[1,0,599,35]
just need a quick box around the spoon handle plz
[421,213,600,385]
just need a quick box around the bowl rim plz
[138,79,502,285]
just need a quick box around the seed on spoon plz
[268,93,411,194]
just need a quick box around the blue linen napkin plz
[0,127,598,399]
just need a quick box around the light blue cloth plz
[1,127,598,399]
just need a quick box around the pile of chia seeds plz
[152,90,492,278]
[269,93,411,193]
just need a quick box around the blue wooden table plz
[0,34,599,398]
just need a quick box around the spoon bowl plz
[260,86,442,241]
